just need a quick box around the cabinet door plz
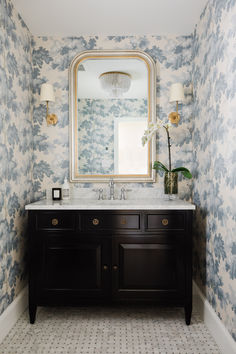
[38,234,111,302]
[112,235,185,303]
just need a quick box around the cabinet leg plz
[184,302,192,325]
[29,304,37,324]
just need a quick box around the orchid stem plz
[164,126,171,172]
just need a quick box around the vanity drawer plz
[84,213,140,231]
[36,212,76,231]
[146,213,185,231]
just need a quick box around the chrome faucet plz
[108,178,115,200]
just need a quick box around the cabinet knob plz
[113,265,118,271]
[51,218,59,226]
[162,218,169,226]
[103,265,108,271]
[120,217,126,225]
[92,218,99,226]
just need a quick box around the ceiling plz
[78,59,147,99]
[11,0,208,37]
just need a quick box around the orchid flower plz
[142,119,192,179]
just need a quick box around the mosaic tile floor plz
[0,306,221,354]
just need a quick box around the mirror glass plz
[69,50,156,182]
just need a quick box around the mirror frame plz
[69,50,156,183]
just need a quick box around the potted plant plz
[142,118,192,197]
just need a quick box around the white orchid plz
[142,119,171,146]
[142,118,192,179]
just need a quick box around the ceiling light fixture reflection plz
[99,71,131,97]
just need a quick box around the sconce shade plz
[99,71,131,97]
[40,83,55,102]
[169,83,184,103]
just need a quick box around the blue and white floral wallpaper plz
[0,0,235,344]
[192,0,236,341]
[32,34,193,199]
[0,0,33,316]
[77,98,147,174]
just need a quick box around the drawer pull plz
[113,265,118,271]
[162,218,169,226]
[51,218,59,226]
[120,217,126,225]
[92,218,99,226]
[103,265,108,271]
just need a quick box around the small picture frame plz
[52,188,62,201]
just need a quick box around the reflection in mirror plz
[114,118,147,174]
[69,50,156,182]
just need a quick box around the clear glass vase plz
[164,172,178,199]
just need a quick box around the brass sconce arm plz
[46,101,58,126]
[40,83,58,126]
[168,83,184,125]
[168,101,180,125]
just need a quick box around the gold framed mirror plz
[69,50,156,182]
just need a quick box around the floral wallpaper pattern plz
[0,0,33,316]
[77,98,147,174]
[192,0,236,341]
[0,2,194,320]
[0,0,235,345]
[32,35,193,199]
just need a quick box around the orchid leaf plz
[153,161,169,172]
[171,167,192,179]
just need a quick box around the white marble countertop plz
[25,198,195,210]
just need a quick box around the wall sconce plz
[40,83,58,126]
[168,83,184,125]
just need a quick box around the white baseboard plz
[0,283,235,353]
[0,286,28,343]
[193,281,236,354]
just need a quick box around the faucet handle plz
[119,187,126,200]
[93,188,104,200]
[98,188,104,200]
[119,187,132,200]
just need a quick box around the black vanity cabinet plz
[40,235,111,299]
[112,235,185,301]
[28,209,193,325]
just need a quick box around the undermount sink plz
[94,198,134,204]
